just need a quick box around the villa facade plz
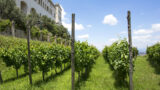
[15,0,62,24]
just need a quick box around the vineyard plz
[102,39,138,84]
[0,35,99,82]
[146,43,160,75]
[0,35,160,89]
[147,43,160,63]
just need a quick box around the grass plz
[0,56,160,90]
[133,56,160,90]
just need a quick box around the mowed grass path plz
[0,56,160,90]
[81,56,160,90]
[134,56,160,90]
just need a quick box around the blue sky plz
[53,0,160,52]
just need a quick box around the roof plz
[48,0,55,8]
[55,3,62,11]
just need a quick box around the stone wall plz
[0,29,27,38]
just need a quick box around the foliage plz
[147,43,160,63]
[0,19,11,32]
[31,26,41,38]
[26,10,40,27]
[132,47,139,58]
[0,35,71,80]
[75,41,100,77]
[0,41,26,77]
[102,39,138,82]
[0,0,70,40]
[102,46,109,62]
[38,15,70,40]
[0,0,26,30]
[40,15,55,30]
[0,35,99,81]
[34,43,54,80]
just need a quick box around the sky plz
[53,0,160,52]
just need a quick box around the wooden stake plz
[27,24,32,85]
[0,71,3,83]
[71,13,75,90]
[127,11,133,90]
[11,20,15,37]
[54,35,57,44]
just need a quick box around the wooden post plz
[54,35,57,44]
[40,32,43,41]
[71,13,75,90]
[65,39,67,46]
[69,40,71,46]
[61,38,63,45]
[0,71,3,83]
[11,20,15,37]
[16,69,18,78]
[47,34,50,42]
[27,25,32,85]
[127,11,133,90]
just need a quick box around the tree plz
[0,19,11,32]
[0,0,70,40]
[0,0,26,29]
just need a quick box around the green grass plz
[134,56,160,90]
[0,56,160,90]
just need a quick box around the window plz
[47,6,49,11]
[38,0,40,4]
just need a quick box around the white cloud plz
[86,25,92,28]
[61,6,85,31]
[133,23,160,35]
[61,6,67,21]
[152,24,160,31]
[119,31,127,35]
[100,23,160,52]
[62,22,84,31]
[133,29,153,35]
[77,34,89,39]
[103,14,118,26]
[75,23,85,30]
[62,22,70,30]
[133,35,152,40]
[132,35,153,49]
[108,38,118,42]
[106,38,118,46]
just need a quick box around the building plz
[15,0,62,24]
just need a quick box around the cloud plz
[103,14,118,26]
[75,23,85,30]
[133,35,152,40]
[61,6,85,31]
[133,29,153,35]
[61,6,67,21]
[108,38,118,43]
[98,23,160,52]
[77,34,89,39]
[132,35,154,49]
[152,24,160,31]
[86,25,92,28]
[106,38,118,46]
[62,22,84,31]
[133,23,160,35]
[119,31,127,35]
